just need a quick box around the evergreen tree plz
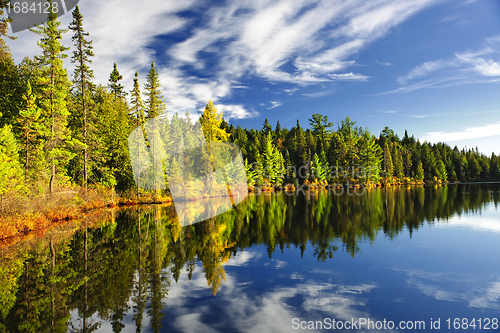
[0,0,15,58]
[0,50,23,127]
[31,8,73,194]
[358,130,382,183]
[383,142,394,180]
[94,86,134,189]
[274,120,282,141]
[416,160,424,181]
[17,80,43,180]
[309,113,333,151]
[262,118,272,136]
[69,5,94,189]
[392,142,404,180]
[446,159,457,181]
[129,72,145,192]
[468,154,481,181]
[108,63,125,98]
[262,133,284,185]
[200,100,229,143]
[0,125,26,212]
[437,160,447,181]
[144,62,166,120]
[312,153,327,183]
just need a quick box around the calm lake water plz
[1,184,500,332]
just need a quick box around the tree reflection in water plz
[0,184,499,332]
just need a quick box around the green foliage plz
[383,142,394,179]
[108,63,125,98]
[31,9,74,193]
[245,158,257,187]
[0,47,23,127]
[437,160,447,181]
[358,129,382,183]
[200,100,229,143]
[17,80,44,180]
[261,133,285,185]
[416,160,424,181]
[144,62,166,119]
[312,152,328,183]
[0,125,26,210]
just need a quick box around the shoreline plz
[2,181,499,246]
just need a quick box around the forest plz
[1,4,500,218]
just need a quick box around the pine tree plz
[0,30,23,128]
[31,8,73,194]
[275,120,282,141]
[200,100,229,143]
[262,118,271,136]
[108,63,125,98]
[446,159,457,181]
[309,113,333,151]
[312,153,327,183]
[17,80,43,180]
[0,125,26,213]
[69,5,94,189]
[416,160,424,181]
[383,142,394,180]
[94,86,134,189]
[358,130,382,183]
[144,62,167,120]
[129,72,146,193]
[437,160,447,181]
[0,0,15,57]
[392,143,404,180]
[468,155,481,181]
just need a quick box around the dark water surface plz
[1,184,500,332]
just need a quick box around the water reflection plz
[1,184,499,332]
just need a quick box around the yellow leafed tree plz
[200,100,229,143]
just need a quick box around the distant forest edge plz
[1,5,500,212]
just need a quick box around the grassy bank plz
[0,184,173,244]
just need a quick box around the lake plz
[1,184,500,332]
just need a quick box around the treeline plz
[1,3,499,211]
[225,116,500,187]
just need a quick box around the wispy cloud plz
[267,101,283,109]
[375,59,394,66]
[7,0,441,119]
[302,89,335,98]
[422,121,500,142]
[382,35,500,95]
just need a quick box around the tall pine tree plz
[108,63,126,98]
[69,5,94,189]
[31,7,73,194]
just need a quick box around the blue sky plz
[6,0,500,155]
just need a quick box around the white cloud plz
[386,35,500,94]
[422,121,500,142]
[302,89,335,98]
[6,0,442,119]
[397,60,450,83]
[267,101,283,109]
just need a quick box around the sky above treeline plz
[6,0,500,155]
